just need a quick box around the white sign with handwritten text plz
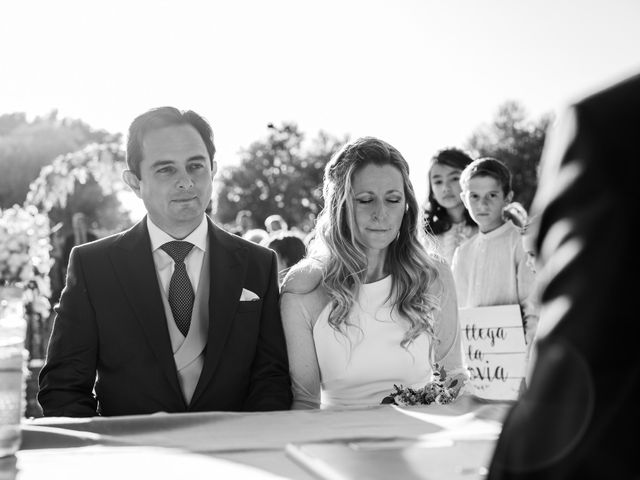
[459,305,527,401]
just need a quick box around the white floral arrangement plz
[26,142,126,212]
[0,204,53,317]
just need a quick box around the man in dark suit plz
[488,72,640,478]
[38,106,292,416]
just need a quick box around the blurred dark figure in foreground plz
[265,232,306,285]
[488,72,640,479]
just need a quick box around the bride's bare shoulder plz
[281,259,323,295]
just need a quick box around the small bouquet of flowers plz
[381,365,464,406]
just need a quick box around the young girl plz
[423,148,478,264]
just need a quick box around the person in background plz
[502,202,538,273]
[242,228,270,245]
[280,136,467,409]
[452,158,538,348]
[264,214,288,235]
[39,106,291,416]
[61,213,97,273]
[488,72,640,480]
[230,210,255,236]
[265,231,307,286]
[48,223,67,306]
[502,201,541,382]
[423,148,477,264]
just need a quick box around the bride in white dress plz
[280,137,468,409]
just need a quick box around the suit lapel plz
[190,220,248,406]
[109,218,184,405]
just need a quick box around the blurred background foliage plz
[0,100,551,382]
[213,122,348,232]
[466,101,553,210]
[0,111,118,206]
[0,100,550,238]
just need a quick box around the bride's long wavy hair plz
[308,137,442,349]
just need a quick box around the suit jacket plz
[38,216,292,416]
[488,73,640,478]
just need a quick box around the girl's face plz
[351,163,406,254]
[429,163,464,210]
[461,175,512,233]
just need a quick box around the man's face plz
[461,175,512,233]
[125,124,215,237]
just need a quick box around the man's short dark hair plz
[126,106,216,178]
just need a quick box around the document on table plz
[286,404,503,480]
[286,437,496,480]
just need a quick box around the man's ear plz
[122,170,142,198]
[211,160,218,178]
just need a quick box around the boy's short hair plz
[460,157,512,195]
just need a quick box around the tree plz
[465,101,553,211]
[25,142,132,238]
[213,122,347,232]
[0,110,119,208]
[25,142,133,314]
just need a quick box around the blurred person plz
[502,202,539,273]
[61,212,97,271]
[242,228,269,245]
[488,72,640,479]
[280,137,467,409]
[452,158,539,348]
[230,209,255,236]
[502,202,542,382]
[265,231,307,285]
[423,147,478,264]
[264,214,288,234]
[48,223,66,306]
[39,106,291,416]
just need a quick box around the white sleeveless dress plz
[313,276,431,407]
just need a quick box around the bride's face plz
[351,163,406,254]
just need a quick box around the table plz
[4,396,511,480]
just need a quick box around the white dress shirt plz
[147,216,208,296]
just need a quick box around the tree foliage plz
[213,122,347,232]
[0,110,119,208]
[465,101,553,210]
[25,142,132,237]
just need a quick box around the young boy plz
[451,157,538,346]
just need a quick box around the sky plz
[2,0,640,211]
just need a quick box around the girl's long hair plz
[308,137,443,350]
[423,147,476,235]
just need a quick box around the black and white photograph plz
[1,0,639,478]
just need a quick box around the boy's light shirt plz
[451,221,539,343]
